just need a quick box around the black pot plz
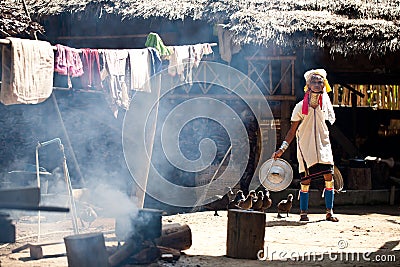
[115,208,163,242]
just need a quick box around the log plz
[128,246,160,265]
[64,233,108,267]
[156,223,192,251]
[108,237,141,267]
[226,209,266,259]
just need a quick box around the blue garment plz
[148,47,162,75]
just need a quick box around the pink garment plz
[80,48,102,89]
[54,44,84,78]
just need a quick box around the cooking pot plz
[115,208,163,242]
[349,158,367,168]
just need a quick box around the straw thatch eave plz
[19,0,400,56]
[0,2,44,38]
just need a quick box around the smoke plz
[123,61,275,208]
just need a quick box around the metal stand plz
[36,138,79,242]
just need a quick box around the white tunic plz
[291,100,334,173]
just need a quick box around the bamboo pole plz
[51,93,85,186]
[0,38,57,50]
[134,76,162,209]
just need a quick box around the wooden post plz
[390,185,396,205]
[226,209,265,259]
[347,168,372,190]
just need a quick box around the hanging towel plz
[216,25,241,63]
[127,48,152,92]
[145,32,172,57]
[80,48,102,89]
[1,37,54,105]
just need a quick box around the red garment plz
[54,44,84,78]
[80,48,102,89]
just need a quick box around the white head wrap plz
[303,68,335,124]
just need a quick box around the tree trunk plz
[226,209,265,259]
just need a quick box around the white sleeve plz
[291,101,304,122]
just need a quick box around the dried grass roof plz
[0,2,44,38]
[5,0,400,56]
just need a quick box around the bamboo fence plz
[332,84,400,110]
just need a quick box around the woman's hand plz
[271,149,283,159]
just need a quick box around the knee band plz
[300,184,309,211]
[301,184,310,192]
[325,180,334,190]
[324,179,334,210]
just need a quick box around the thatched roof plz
[9,0,400,56]
[0,2,44,39]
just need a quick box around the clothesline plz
[0,38,217,52]
[0,36,216,115]
[0,81,104,94]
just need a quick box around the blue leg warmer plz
[299,191,309,211]
[324,189,334,210]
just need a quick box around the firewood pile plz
[0,3,44,38]
[62,209,192,267]
[106,223,191,266]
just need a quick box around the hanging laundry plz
[192,43,213,67]
[100,49,130,118]
[147,47,162,75]
[126,47,163,93]
[54,44,84,88]
[1,37,54,105]
[126,48,152,93]
[145,32,172,57]
[80,48,102,90]
[168,45,190,82]
[216,25,241,63]
[168,44,214,84]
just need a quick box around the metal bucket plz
[64,232,108,267]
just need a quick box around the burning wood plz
[108,222,191,266]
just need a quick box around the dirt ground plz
[0,205,399,267]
